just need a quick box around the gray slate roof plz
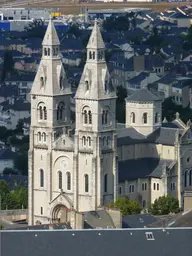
[122,214,158,228]
[84,210,115,229]
[117,126,184,146]
[1,228,192,256]
[118,158,173,182]
[126,88,160,102]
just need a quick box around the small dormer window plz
[89,51,92,59]
[93,51,95,60]
[48,48,50,56]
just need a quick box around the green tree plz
[145,27,163,52]
[0,126,7,141]
[11,186,28,209]
[183,25,192,50]
[116,86,127,123]
[15,119,24,134]
[149,194,180,215]
[0,180,11,210]
[14,153,28,175]
[1,51,14,82]
[109,197,142,216]
[68,24,81,38]
[25,19,46,39]
[3,167,17,175]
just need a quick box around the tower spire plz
[86,19,105,50]
[42,18,60,46]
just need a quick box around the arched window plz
[66,172,71,190]
[105,110,108,124]
[131,112,135,123]
[38,132,41,141]
[89,51,92,59]
[84,174,89,192]
[44,48,47,56]
[87,136,91,146]
[93,51,95,59]
[102,110,105,124]
[107,136,111,146]
[40,77,44,87]
[190,170,192,186]
[58,171,62,190]
[119,186,122,195]
[43,106,47,120]
[60,77,63,89]
[57,103,64,121]
[40,169,44,187]
[184,170,188,187]
[83,110,88,124]
[142,200,146,208]
[103,137,106,147]
[85,80,89,91]
[48,48,50,56]
[143,112,148,124]
[82,136,86,147]
[39,106,43,120]
[42,132,46,142]
[155,112,158,123]
[88,110,92,124]
[104,174,108,193]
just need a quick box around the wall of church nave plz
[52,151,74,193]
[156,144,175,160]
[167,176,178,199]
[78,195,95,212]
[33,149,48,190]
[119,179,151,208]
[150,178,164,204]
[33,190,48,224]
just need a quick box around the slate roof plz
[1,228,192,256]
[170,12,190,19]
[126,88,160,102]
[148,210,192,228]
[83,210,115,229]
[118,158,173,182]
[127,72,149,85]
[122,214,158,228]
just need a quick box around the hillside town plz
[1,4,192,256]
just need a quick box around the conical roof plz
[86,19,105,49]
[42,18,60,46]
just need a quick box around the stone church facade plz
[28,19,192,226]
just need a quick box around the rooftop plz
[126,88,160,102]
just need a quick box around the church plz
[28,18,192,226]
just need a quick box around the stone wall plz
[0,209,28,221]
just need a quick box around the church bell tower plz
[73,20,118,212]
[28,18,72,225]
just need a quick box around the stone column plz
[73,134,79,211]
[113,133,118,202]
[28,127,34,225]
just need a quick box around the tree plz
[3,167,17,175]
[11,186,28,209]
[109,197,142,216]
[183,25,192,50]
[25,19,46,39]
[68,24,82,38]
[145,27,163,52]
[0,126,7,141]
[14,153,28,175]
[15,119,24,134]
[1,51,14,82]
[149,195,180,215]
[116,86,127,123]
[0,180,11,210]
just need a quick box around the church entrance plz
[51,204,70,224]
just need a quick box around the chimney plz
[49,223,54,230]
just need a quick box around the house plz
[0,149,16,173]
[168,12,191,28]
[126,72,160,94]
[0,98,30,129]
[0,174,28,188]
[62,52,82,67]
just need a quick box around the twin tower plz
[28,19,118,225]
